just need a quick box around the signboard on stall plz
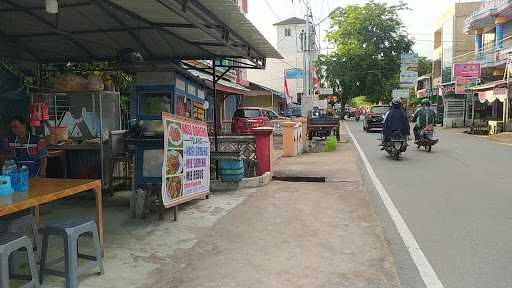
[453,63,481,78]
[162,113,210,208]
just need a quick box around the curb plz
[210,172,272,192]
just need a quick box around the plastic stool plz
[0,212,41,262]
[39,219,104,288]
[0,233,40,288]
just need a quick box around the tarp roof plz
[0,0,282,67]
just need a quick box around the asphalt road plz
[345,120,512,288]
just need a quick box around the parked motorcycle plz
[380,131,408,160]
[415,124,438,152]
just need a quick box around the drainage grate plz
[272,176,326,183]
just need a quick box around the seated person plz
[7,116,48,177]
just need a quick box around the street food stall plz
[130,65,208,197]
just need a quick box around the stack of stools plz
[40,219,104,288]
[0,232,39,288]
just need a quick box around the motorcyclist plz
[412,99,436,141]
[382,97,410,144]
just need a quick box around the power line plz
[264,0,281,21]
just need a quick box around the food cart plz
[128,66,208,218]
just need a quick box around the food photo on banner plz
[162,113,210,208]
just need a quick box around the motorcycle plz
[380,131,408,160]
[415,124,438,152]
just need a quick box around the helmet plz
[421,99,431,106]
[392,97,402,106]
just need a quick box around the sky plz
[246,0,479,58]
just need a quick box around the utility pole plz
[302,1,313,116]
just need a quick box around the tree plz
[418,56,432,77]
[318,1,414,105]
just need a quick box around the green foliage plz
[317,0,414,105]
[325,136,337,152]
[418,57,432,77]
[349,96,373,108]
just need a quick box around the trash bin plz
[282,121,302,157]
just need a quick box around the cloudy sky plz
[247,0,479,58]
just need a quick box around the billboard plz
[453,63,481,78]
[162,113,210,208]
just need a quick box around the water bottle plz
[2,160,17,176]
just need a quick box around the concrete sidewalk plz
[151,143,399,288]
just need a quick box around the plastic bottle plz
[2,160,17,176]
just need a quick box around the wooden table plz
[0,178,103,253]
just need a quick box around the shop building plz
[432,2,481,127]
[464,0,512,132]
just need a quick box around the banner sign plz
[162,113,210,208]
[455,77,478,94]
[400,53,418,87]
[453,63,481,78]
[392,89,410,99]
[400,53,419,72]
[400,71,418,88]
[285,68,304,79]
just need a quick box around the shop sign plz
[392,89,410,99]
[319,88,333,95]
[455,77,478,94]
[439,84,455,96]
[197,88,205,100]
[162,113,210,208]
[176,78,186,91]
[453,63,481,78]
[416,89,427,98]
[285,68,304,79]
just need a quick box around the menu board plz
[162,112,210,208]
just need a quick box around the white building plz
[248,17,317,105]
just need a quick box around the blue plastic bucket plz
[0,176,14,196]
[8,166,29,192]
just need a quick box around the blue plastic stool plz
[39,219,104,288]
[0,232,39,288]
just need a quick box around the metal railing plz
[453,35,512,68]
[465,0,511,29]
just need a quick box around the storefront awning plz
[0,0,281,67]
[470,80,507,91]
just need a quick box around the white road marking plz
[345,124,444,288]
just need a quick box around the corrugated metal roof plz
[0,0,281,65]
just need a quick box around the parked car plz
[231,107,281,134]
[363,105,389,132]
[282,106,302,117]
